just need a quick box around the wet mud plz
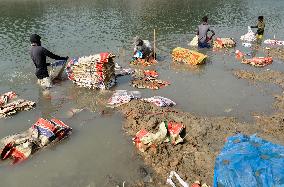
[116,69,284,186]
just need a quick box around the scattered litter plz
[107,90,141,108]
[264,39,284,46]
[66,53,116,90]
[172,47,207,65]
[189,35,198,47]
[167,171,189,187]
[0,118,72,164]
[131,77,170,90]
[213,134,284,187]
[213,38,236,48]
[0,92,35,118]
[242,57,273,67]
[143,96,176,107]
[240,26,256,42]
[133,121,185,152]
[242,42,252,48]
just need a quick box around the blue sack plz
[213,134,284,187]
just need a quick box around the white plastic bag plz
[166,171,189,187]
[240,26,256,42]
[189,35,198,46]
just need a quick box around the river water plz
[0,0,284,186]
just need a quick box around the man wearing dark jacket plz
[30,34,68,88]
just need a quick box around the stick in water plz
[154,29,156,59]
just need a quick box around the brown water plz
[1,0,284,186]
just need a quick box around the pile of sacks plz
[172,47,207,65]
[240,26,256,42]
[0,118,72,164]
[133,121,185,152]
[242,57,273,67]
[213,38,236,48]
[66,53,116,90]
[131,69,170,90]
[0,91,35,118]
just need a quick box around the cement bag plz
[189,35,198,47]
[172,47,207,65]
[213,134,284,187]
[240,26,256,42]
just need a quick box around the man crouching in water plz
[30,34,68,88]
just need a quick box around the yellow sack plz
[172,47,207,65]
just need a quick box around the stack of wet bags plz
[66,53,116,90]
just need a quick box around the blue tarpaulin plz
[213,134,284,187]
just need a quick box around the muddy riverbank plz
[116,69,284,186]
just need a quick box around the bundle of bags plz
[240,26,256,42]
[172,47,207,65]
[0,91,35,118]
[0,118,72,164]
[66,53,116,90]
[213,38,236,48]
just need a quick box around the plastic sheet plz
[213,134,284,187]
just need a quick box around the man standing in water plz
[30,34,68,88]
[197,16,215,48]
[251,16,265,40]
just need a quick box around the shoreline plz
[116,68,284,186]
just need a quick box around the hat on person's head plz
[133,36,143,46]
[30,34,41,44]
[202,16,208,22]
